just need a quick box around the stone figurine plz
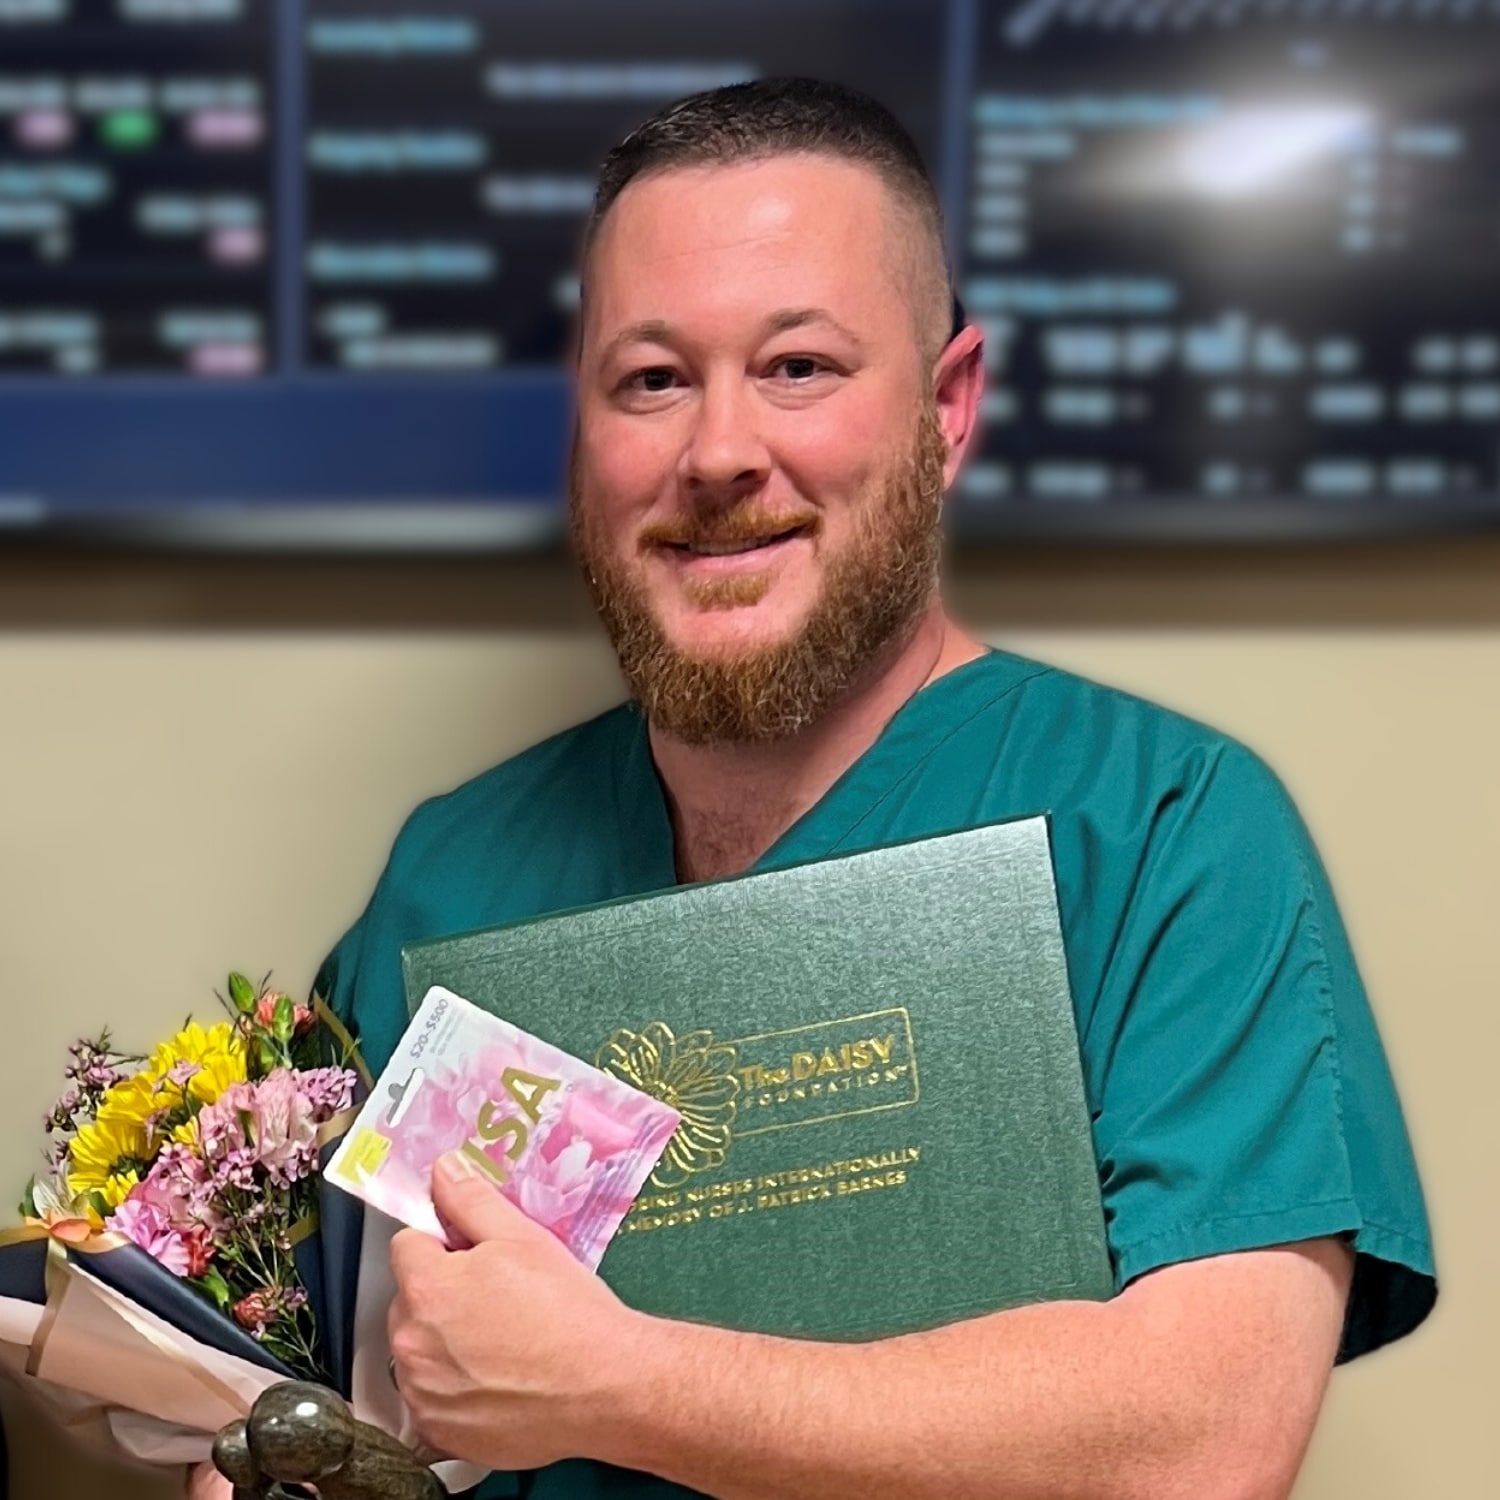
[213,1381,446,1500]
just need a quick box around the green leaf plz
[199,1264,234,1310]
[256,1037,277,1076]
[272,993,295,1043]
[227,973,257,1014]
[19,1180,38,1219]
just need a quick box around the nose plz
[679,375,771,499]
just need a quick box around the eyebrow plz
[762,307,865,348]
[600,319,674,366]
[599,307,866,366]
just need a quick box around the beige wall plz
[0,551,1495,1497]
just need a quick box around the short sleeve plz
[1083,741,1436,1361]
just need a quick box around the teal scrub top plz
[316,650,1436,1499]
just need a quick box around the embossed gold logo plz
[594,1023,740,1188]
[598,1009,919,1189]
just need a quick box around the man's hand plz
[387,1151,1352,1500]
[388,1150,644,1471]
[186,1460,232,1499]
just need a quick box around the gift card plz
[327,987,681,1269]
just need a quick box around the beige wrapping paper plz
[0,1226,480,1486]
[352,1206,489,1496]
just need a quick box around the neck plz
[649,602,986,884]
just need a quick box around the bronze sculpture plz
[213,1381,446,1500]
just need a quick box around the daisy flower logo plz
[595,1023,739,1188]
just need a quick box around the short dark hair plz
[583,77,956,356]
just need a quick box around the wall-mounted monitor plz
[1,0,1497,547]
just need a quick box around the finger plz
[187,1460,235,1500]
[389,1224,446,1284]
[429,1149,533,1246]
[387,1295,415,1385]
[408,1436,450,1467]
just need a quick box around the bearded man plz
[206,78,1433,1500]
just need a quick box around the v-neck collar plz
[619,649,1052,886]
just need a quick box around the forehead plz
[584,156,913,346]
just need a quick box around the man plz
[230,79,1434,1500]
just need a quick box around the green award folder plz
[401,816,1113,1340]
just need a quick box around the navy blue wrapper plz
[60,1237,296,1378]
[306,1128,364,1397]
[0,1237,49,1306]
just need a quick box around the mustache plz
[638,510,820,549]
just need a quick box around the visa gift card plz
[327,986,681,1269]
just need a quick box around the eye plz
[770,355,828,382]
[622,366,681,394]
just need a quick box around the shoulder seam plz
[1274,785,1357,1206]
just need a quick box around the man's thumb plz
[431,1149,528,1245]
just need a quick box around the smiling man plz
[568,124,963,787]
[241,79,1435,1500]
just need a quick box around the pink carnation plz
[134,1146,225,1250]
[232,1288,276,1335]
[196,1083,262,1193]
[138,1144,207,1219]
[251,1069,319,1187]
[198,1081,255,1155]
[111,1195,208,1278]
[231,1283,308,1340]
[255,992,315,1036]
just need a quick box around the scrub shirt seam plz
[1356,1219,1432,1255]
[828,666,1058,850]
[1115,1209,1433,1285]
[1276,787,1357,1209]
[1111,1194,1363,1254]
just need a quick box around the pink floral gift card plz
[326,986,681,1269]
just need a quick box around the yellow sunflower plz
[101,1067,200,1147]
[65,1022,246,1208]
[96,1069,163,1133]
[147,1021,247,1107]
[68,1094,152,1211]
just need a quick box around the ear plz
[930,324,986,493]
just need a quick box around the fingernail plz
[436,1149,480,1184]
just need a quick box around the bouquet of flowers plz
[0,973,369,1465]
[0,973,677,1490]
